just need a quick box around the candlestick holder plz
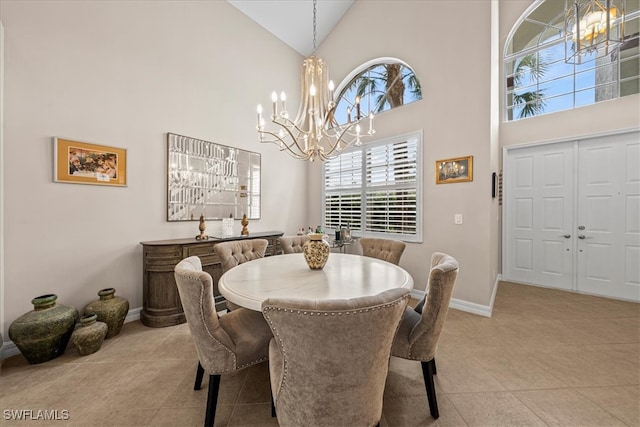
[241,214,249,236]
[195,213,209,240]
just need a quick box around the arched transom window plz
[333,58,422,124]
[504,0,639,121]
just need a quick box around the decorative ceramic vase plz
[83,288,129,339]
[8,294,79,364]
[72,314,108,355]
[303,233,330,269]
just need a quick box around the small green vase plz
[83,288,129,338]
[8,294,79,364]
[72,314,108,355]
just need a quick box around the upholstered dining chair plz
[390,252,459,419]
[262,288,410,427]
[174,256,273,427]
[278,235,310,254]
[359,237,406,265]
[214,239,268,311]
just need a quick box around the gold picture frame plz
[436,155,473,184]
[54,138,127,186]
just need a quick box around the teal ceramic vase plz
[72,314,108,355]
[83,288,129,338]
[303,233,330,269]
[8,294,79,364]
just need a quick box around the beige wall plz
[309,0,499,309]
[0,0,308,340]
[310,0,638,310]
[1,0,638,344]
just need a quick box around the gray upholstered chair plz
[359,237,406,265]
[214,239,268,311]
[174,256,272,427]
[278,235,310,254]
[262,288,410,427]
[390,252,459,419]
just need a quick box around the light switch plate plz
[455,214,463,224]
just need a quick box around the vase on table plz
[303,233,330,270]
[72,314,108,355]
[83,288,129,339]
[8,294,79,364]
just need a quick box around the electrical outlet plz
[454,214,463,225]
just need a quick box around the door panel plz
[577,133,640,301]
[505,142,575,289]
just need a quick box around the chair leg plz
[271,393,276,417]
[433,357,437,375]
[194,361,205,391]
[204,374,221,427]
[421,359,439,419]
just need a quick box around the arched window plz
[505,0,639,121]
[333,58,422,124]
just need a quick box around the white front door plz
[504,131,640,302]
[577,133,640,300]
[505,142,575,290]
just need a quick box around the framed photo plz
[54,138,127,186]
[436,155,473,184]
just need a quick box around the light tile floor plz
[0,281,638,426]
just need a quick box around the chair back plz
[214,239,268,273]
[262,288,410,427]
[359,237,406,265]
[174,256,238,372]
[408,252,458,360]
[278,235,310,254]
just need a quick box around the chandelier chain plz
[313,0,317,53]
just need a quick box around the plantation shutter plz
[324,150,363,231]
[365,139,417,235]
[323,132,421,242]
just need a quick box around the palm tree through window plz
[505,0,639,121]
[334,59,422,124]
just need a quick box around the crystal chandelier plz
[255,0,374,162]
[565,0,626,64]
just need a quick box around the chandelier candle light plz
[256,0,374,161]
[565,0,625,64]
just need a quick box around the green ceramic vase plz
[72,314,108,355]
[8,294,79,364]
[83,288,129,338]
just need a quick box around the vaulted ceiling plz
[227,0,354,56]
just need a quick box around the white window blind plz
[323,132,422,242]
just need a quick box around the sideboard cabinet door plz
[140,232,283,327]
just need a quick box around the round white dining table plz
[218,253,414,311]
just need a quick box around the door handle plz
[578,235,593,239]
[560,234,571,238]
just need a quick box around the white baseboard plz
[125,307,142,324]
[410,275,501,318]
[410,289,425,301]
[1,340,19,360]
[449,298,492,317]
[1,307,142,362]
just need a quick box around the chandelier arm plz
[258,131,311,160]
[272,116,309,137]
[270,118,315,154]
[318,122,362,159]
[258,123,315,161]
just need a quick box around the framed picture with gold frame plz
[54,138,127,186]
[435,155,473,184]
